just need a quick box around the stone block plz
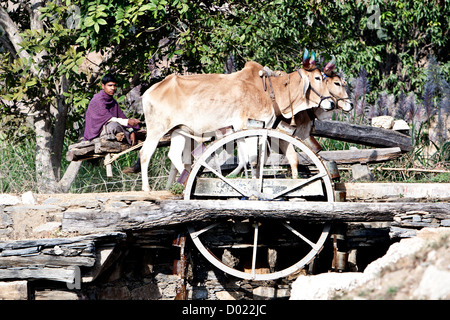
[21,191,37,205]
[130,283,162,300]
[215,290,244,300]
[351,163,374,181]
[35,290,79,300]
[393,120,410,132]
[441,219,450,227]
[371,116,394,129]
[0,194,21,206]
[253,286,275,300]
[0,281,28,300]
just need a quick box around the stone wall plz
[0,191,297,300]
[1,189,448,300]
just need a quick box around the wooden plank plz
[65,145,95,161]
[0,232,126,250]
[336,183,450,201]
[312,120,412,152]
[265,147,403,166]
[318,147,402,164]
[0,254,96,267]
[1,246,40,257]
[0,266,76,283]
[193,178,324,197]
[61,199,450,234]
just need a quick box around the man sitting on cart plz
[83,73,142,173]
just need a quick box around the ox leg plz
[246,136,259,178]
[168,130,189,176]
[282,142,299,179]
[278,112,315,179]
[140,134,164,192]
[229,139,248,177]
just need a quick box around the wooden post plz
[105,154,113,177]
[173,233,187,300]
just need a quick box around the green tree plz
[1,0,448,193]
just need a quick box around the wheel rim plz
[185,129,334,280]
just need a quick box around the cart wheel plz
[185,128,334,280]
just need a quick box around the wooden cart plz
[66,117,412,281]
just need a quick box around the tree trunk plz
[51,75,69,180]
[34,112,60,193]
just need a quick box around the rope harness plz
[296,69,331,109]
[261,67,333,126]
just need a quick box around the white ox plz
[139,61,334,192]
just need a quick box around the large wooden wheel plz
[184,127,334,280]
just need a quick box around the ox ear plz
[299,69,310,97]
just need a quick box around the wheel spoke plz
[258,132,268,193]
[282,222,321,251]
[269,171,327,200]
[189,223,219,239]
[185,129,335,281]
[200,159,250,197]
[251,222,259,278]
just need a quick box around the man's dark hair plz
[102,73,118,84]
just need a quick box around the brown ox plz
[282,71,353,178]
[292,71,352,140]
[139,61,334,191]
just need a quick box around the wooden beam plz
[265,147,403,166]
[336,183,450,201]
[312,120,412,152]
[0,232,126,250]
[61,200,450,234]
[0,267,76,283]
[0,254,96,268]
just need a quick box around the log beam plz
[61,200,450,234]
[312,120,412,152]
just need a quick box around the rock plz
[290,228,450,300]
[98,286,131,300]
[222,249,239,268]
[22,191,37,205]
[34,222,61,234]
[290,273,363,300]
[413,265,450,299]
[253,286,276,300]
[130,283,162,300]
[393,120,410,132]
[371,116,394,129]
[0,194,21,206]
[215,290,243,300]
[351,163,374,181]
[441,219,450,227]
[35,290,79,300]
[0,281,28,300]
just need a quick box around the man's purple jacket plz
[83,90,139,141]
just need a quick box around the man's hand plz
[128,118,140,127]
[130,131,137,146]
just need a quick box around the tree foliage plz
[0,0,448,193]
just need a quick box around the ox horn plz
[324,56,336,76]
[310,50,316,67]
[302,48,310,69]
